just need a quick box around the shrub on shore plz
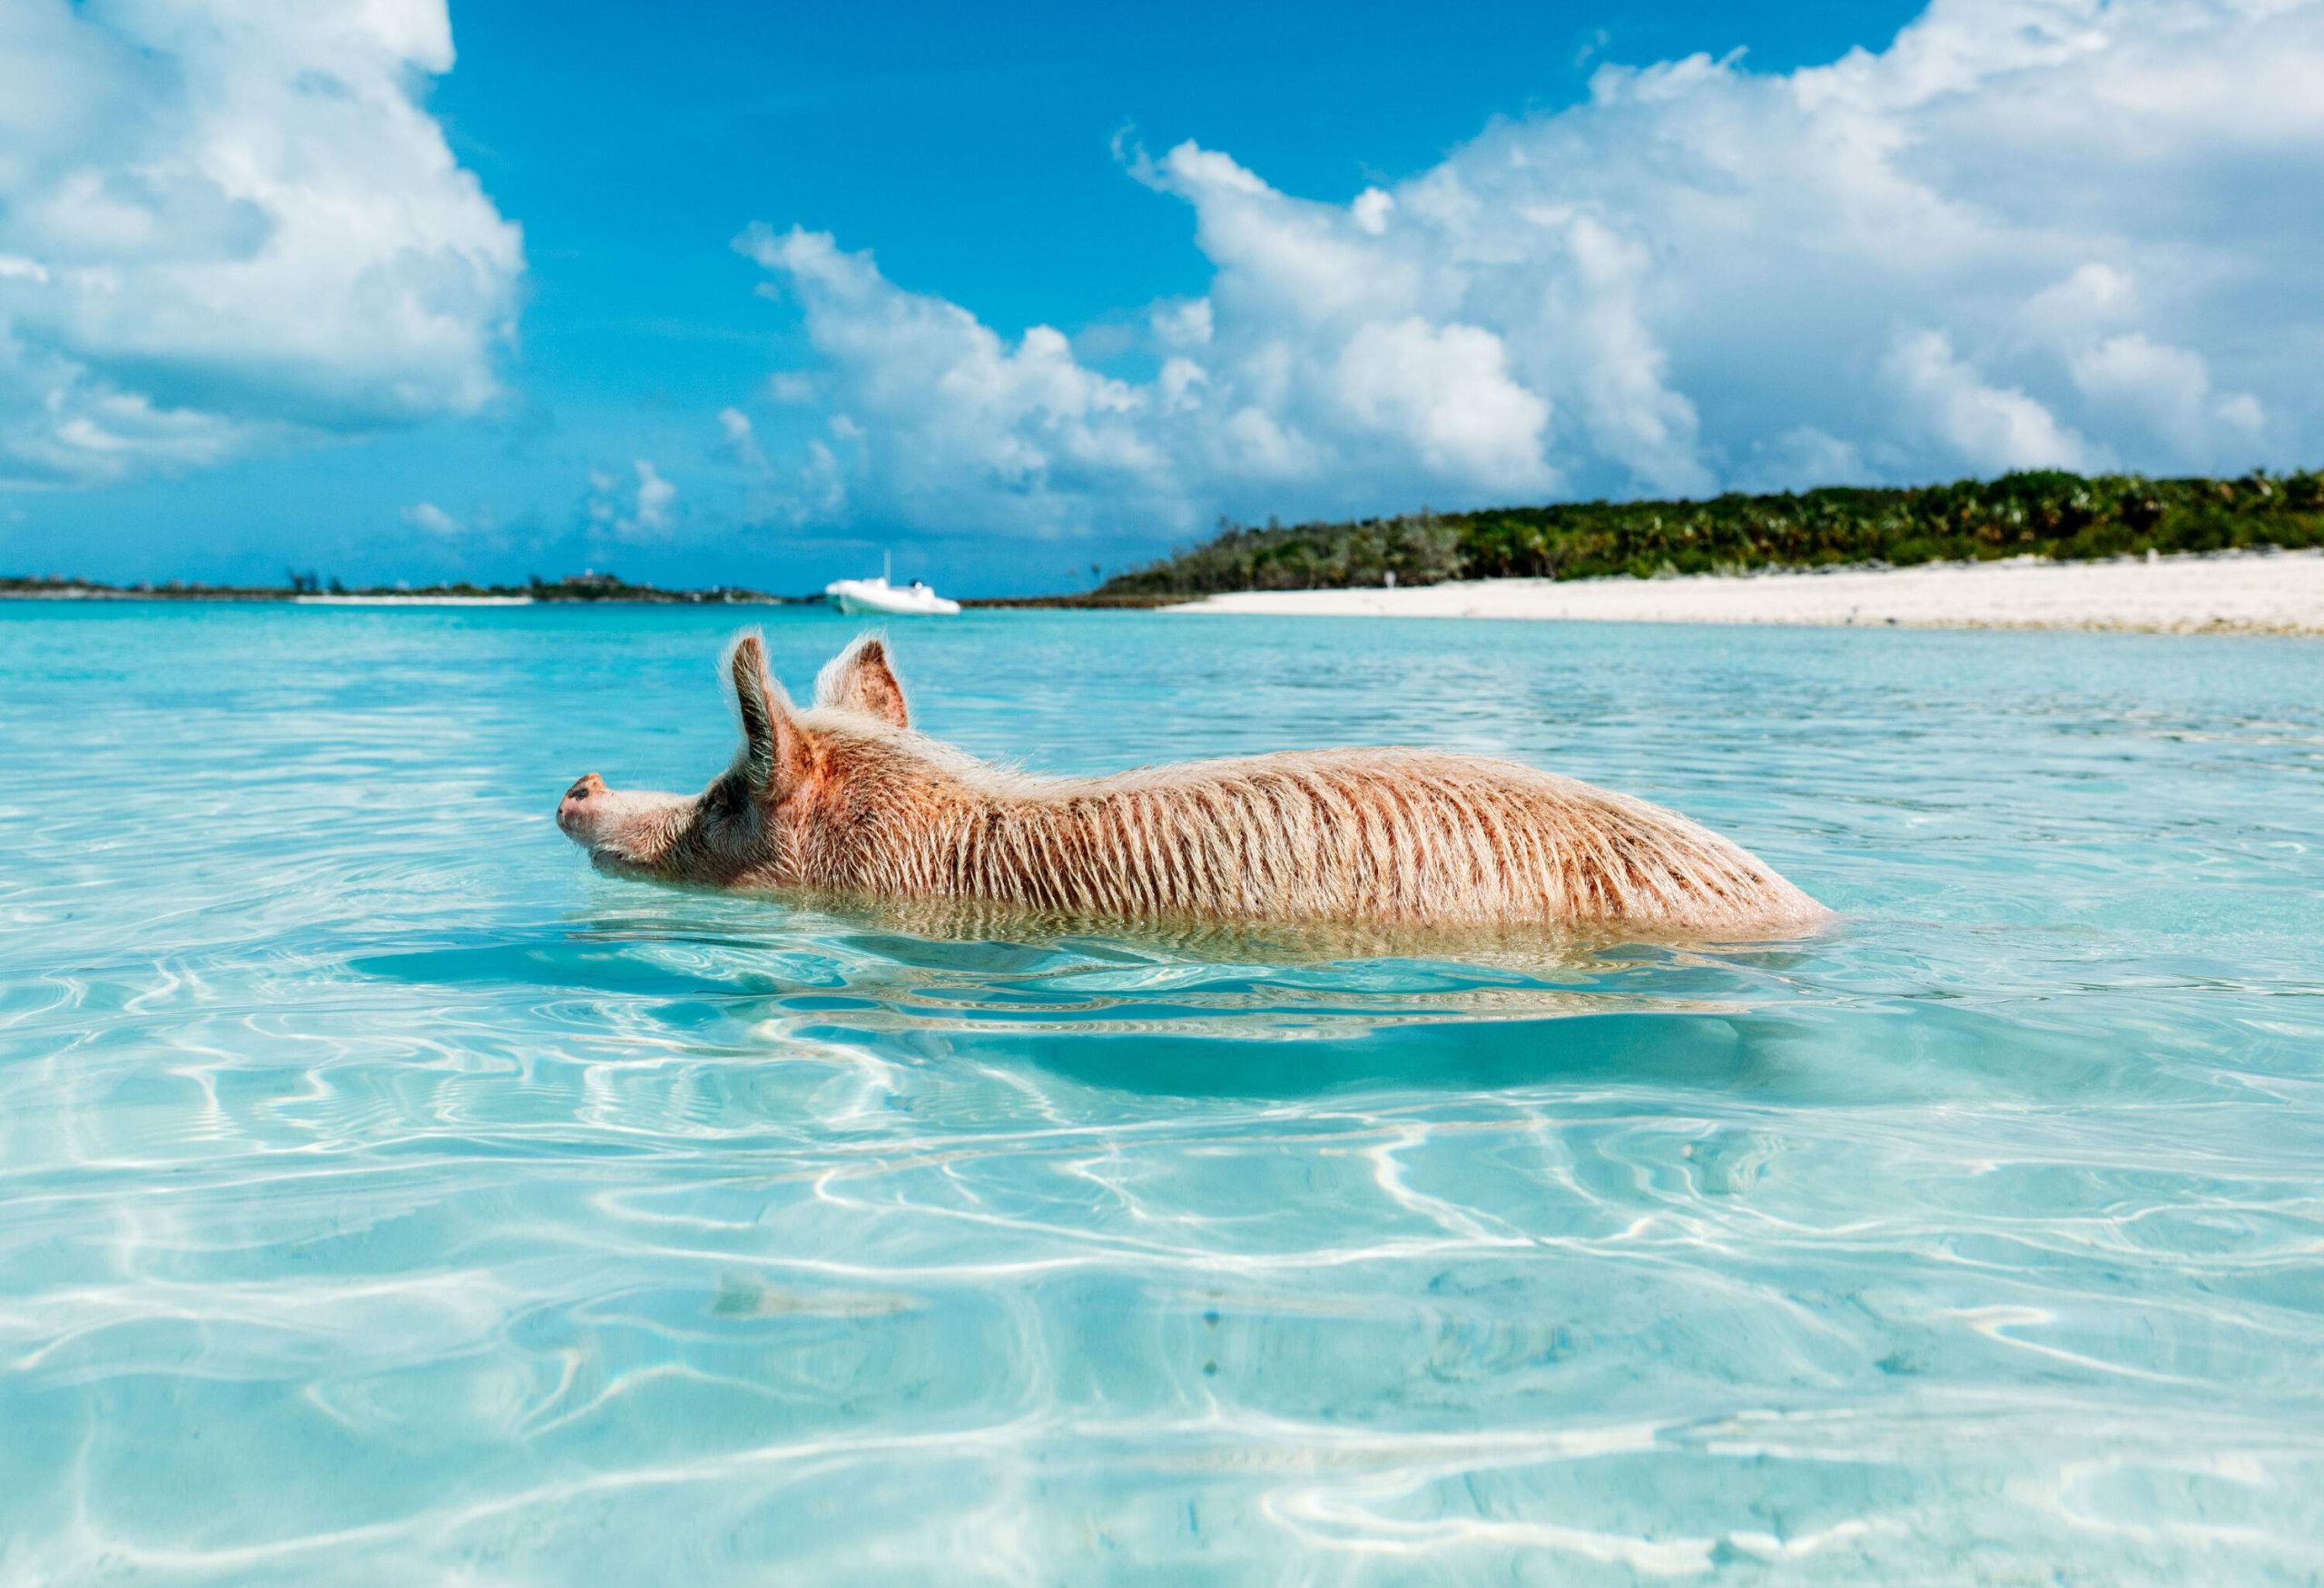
[1096,469,2324,597]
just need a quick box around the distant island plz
[0,570,799,605]
[12,469,2323,610]
[1081,468,2324,603]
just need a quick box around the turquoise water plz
[3,602,2321,1583]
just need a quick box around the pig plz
[556,633,1827,936]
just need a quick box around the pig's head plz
[555,631,920,889]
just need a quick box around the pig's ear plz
[725,632,809,791]
[814,634,910,730]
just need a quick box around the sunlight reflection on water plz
[2,602,2321,1583]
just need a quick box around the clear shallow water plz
[3,602,2321,1584]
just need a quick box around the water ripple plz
[1,605,2320,1582]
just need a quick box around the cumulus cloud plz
[764,371,818,406]
[632,461,676,533]
[1884,329,2101,473]
[402,501,460,535]
[1333,318,1550,488]
[0,0,522,488]
[2067,333,2264,458]
[735,225,1170,538]
[585,460,678,540]
[737,0,2324,542]
[716,405,766,469]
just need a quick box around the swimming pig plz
[556,634,1826,935]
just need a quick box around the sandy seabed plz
[1170,547,2324,635]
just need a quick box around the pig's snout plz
[556,773,607,834]
[555,774,693,873]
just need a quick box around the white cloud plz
[2012,261,2265,465]
[735,224,1172,538]
[1735,427,1870,494]
[2068,331,2264,460]
[402,501,459,535]
[632,461,676,533]
[586,459,678,540]
[1885,329,2101,473]
[2021,263,2139,337]
[1333,318,1550,489]
[0,0,522,488]
[737,0,2324,541]
[765,371,818,405]
[1149,298,1213,350]
[716,405,766,469]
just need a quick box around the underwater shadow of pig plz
[853,998,1819,1101]
[348,894,1828,1101]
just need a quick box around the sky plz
[2,0,2319,596]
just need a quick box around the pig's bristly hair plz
[813,633,910,730]
[777,710,1825,936]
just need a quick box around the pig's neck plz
[860,774,1267,922]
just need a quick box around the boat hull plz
[826,579,960,616]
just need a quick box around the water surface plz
[3,603,2320,1583]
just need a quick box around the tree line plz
[1093,469,2324,597]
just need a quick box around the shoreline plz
[1166,547,2324,635]
[0,587,794,607]
[291,594,533,607]
[10,547,2321,631]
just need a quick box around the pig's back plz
[974,747,1821,932]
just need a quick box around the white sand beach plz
[1169,548,2324,635]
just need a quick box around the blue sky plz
[3,0,2319,593]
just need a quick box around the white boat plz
[823,556,960,616]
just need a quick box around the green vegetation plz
[1094,469,2324,598]
[519,571,777,602]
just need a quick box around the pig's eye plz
[706,776,747,820]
